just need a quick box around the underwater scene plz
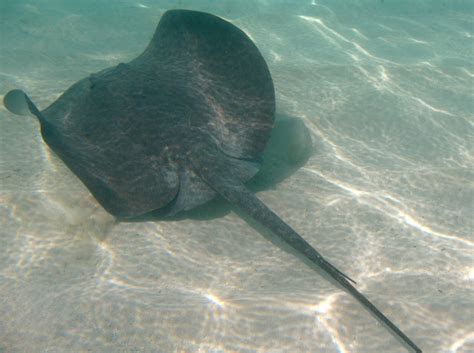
[0,1,472,352]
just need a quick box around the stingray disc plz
[36,10,275,217]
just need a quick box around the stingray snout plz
[4,89,37,117]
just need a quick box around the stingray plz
[3,9,421,353]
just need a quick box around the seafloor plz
[0,1,472,352]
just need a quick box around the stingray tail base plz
[191,145,422,353]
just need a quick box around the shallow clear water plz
[0,1,473,352]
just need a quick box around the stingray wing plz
[41,74,180,218]
[134,9,276,160]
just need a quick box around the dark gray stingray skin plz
[22,10,273,218]
[3,10,421,353]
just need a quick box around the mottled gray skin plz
[38,10,274,218]
[3,10,421,353]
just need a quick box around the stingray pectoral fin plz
[4,89,44,121]
[190,145,422,353]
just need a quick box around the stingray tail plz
[191,147,421,353]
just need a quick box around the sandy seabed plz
[0,1,472,352]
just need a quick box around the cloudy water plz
[0,1,472,352]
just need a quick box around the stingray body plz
[3,9,421,353]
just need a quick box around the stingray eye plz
[88,75,97,89]
[117,63,129,71]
